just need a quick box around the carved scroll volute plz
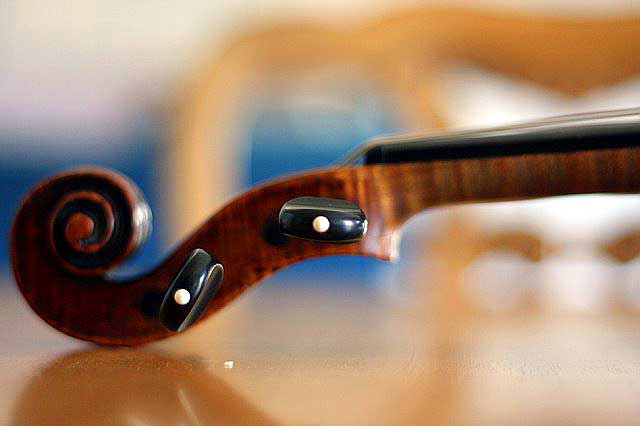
[10,169,160,343]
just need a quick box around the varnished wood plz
[63,212,96,249]
[43,168,151,276]
[11,140,640,345]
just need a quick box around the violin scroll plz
[16,108,640,346]
[9,164,397,345]
[10,168,167,345]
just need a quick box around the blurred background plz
[3,1,640,425]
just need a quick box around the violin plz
[10,107,640,345]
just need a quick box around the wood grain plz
[11,145,640,345]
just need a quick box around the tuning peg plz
[159,249,223,332]
[279,197,367,243]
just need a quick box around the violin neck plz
[346,108,640,230]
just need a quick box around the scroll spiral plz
[12,168,152,278]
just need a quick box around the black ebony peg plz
[159,248,223,332]
[278,197,367,243]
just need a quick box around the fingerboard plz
[342,107,640,165]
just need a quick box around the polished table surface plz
[3,270,640,426]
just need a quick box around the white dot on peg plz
[174,288,191,305]
[312,215,330,233]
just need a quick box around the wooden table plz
[3,270,640,425]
